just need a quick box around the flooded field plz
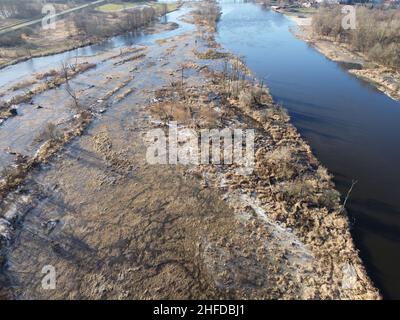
[0,2,381,300]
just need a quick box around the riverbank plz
[276,7,400,101]
[0,1,379,299]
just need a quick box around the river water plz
[216,1,400,298]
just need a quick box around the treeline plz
[73,6,157,38]
[193,0,221,31]
[0,0,43,19]
[0,4,159,47]
[312,6,400,69]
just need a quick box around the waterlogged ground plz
[0,3,379,299]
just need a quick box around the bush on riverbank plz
[0,31,26,47]
[0,0,42,19]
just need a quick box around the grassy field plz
[97,2,137,12]
[97,1,180,13]
[153,2,180,12]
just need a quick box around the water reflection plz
[217,1,400,298]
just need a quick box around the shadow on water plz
[217,1,400,298]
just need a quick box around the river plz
[216,1,400,298]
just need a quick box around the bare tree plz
[312,6,400,69]
[341,179,358,213]
[61,61,79,110]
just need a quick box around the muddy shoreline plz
[0,2,379,299]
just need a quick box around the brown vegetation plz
[0,62,95,124]
[312,6,400,69]
[192,0,221,31]
[194,49,229,60]
[0,109,92,202]
[72,5,157,39]
[0,2,177,68]
[0,0,42,19]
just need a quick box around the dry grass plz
[36,69,59,80]
[194,49,229,60]
[238,87,265,109]
[266,146,299,180]
[192,1,221,32]
[0,165,27,192]
[199,104,219,127]
[275,172,340,211]
[224,80,245,99]
[258,105,290,123]
[150,102,192,124]
[10,79,37,91]
[114,53,146,66]
[238,90,254,109]
[312,6,400,69]
[0,62,96,120]
[34,122,64,143]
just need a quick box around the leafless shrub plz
[260,105,290,123]
[225,80,245,98]
[267,146,301,180]
[35,122,63,143]
[238,90,253,108]
[193,1,221,31]
[280,176,314,202]
[61,61,80,109]
[0,164,26,191]
[150,102,192,125]
[238,86,265,108]
[199,104,218,127]
[279,173,340,210]
[312,6,400,69]
[318,188,341,210]
[74,9,122,38]
[36,69,58,80]
[0,30,26,47]
[10,79,36,91]
[316,166,332,182]
[275,105,290,122]
[73,6,157,38]
[194,49,229,60]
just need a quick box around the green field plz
[97,2,179,13]
[97,3,137,12]
[152,2,180,12]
